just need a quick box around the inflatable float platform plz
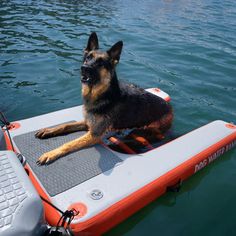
[0,88,236,236]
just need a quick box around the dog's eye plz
[87,54,93,60]
[84,54,93,63]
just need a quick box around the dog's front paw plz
[36,150,59,165]
[35,128,54,139]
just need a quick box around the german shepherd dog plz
[36,32,173,165]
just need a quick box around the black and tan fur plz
[36,32,173,165]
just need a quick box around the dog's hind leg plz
[36,131,100,165]
[147,112,173,139]
[35,121,88,139]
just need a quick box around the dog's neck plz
[83,70,121,114]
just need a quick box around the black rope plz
[40,196,64,215]
[0,111,10,126]
[40,195,79,230]
[0,111,15,152]
[56,209,77,230]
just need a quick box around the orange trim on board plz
[68,202,88,220]
[130,134,153,150]
[149,88,171,102]
[7,122,21,130]
[109,136,136,154]
[24,164,61,226]
[3,130,14,151]
[165,96,171,102]
[69,131,236,235]
[226,123,236,129]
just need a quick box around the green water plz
[1,0,236,235]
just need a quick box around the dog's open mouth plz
[81,75,91,83]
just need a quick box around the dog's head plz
[81,32,123,100]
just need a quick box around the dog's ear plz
[85,32,99,53]
[107,41,123,65]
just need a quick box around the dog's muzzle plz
[81,65,94,84]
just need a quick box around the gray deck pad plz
[13,124,122,196]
